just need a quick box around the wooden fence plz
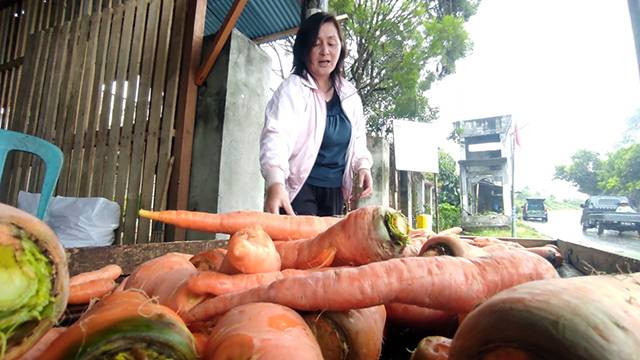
[0,0,188,244]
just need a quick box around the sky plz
[426,0,640,200]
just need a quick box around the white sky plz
[427,0,640,200]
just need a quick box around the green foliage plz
[553,150,602,195]
[436,149,460,206]
[437,202,461,230]
[330,0,479,136]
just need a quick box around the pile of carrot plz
[16,204,640,359]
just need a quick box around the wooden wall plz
[0,0,189,244]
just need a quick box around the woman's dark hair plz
[292,12,347,85]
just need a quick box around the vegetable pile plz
[10,203,640,359]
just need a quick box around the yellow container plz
[415,214,432,231]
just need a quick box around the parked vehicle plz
[580,195,640,235]
[522,198,548,222]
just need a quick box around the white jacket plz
[260,73,373,201]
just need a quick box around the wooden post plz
[167,0,206,241]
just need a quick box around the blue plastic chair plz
[0,129,63,219]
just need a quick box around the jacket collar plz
[299,72,358,100]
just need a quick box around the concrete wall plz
[188,30,270,239]
[354,136,390,209]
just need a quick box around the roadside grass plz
[462,220,551,239]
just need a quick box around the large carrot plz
[123,252,204,315]
[303,305,387,360]
[385,303,458,332]
[202,302,323,359]
[450,273,640,360]
[138,209,341,240]
[18,327,66,360]
[68,278,116,305]
[226,225,281,273]
[0,203,69,360]
[184,249,558,323]
[69,264,122,287]
[419,234,487,258]
[273,206,410,268]
[411,336,452,360]
[40,290,198,360]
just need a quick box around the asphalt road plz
[524,209,640,260]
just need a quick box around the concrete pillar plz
[302,0,329,20]
[398,171,412,225]
[354,136,389,209]
[187,30,270,239]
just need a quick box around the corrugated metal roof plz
[205,0,301,39]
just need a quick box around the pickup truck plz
[580,195,640,235]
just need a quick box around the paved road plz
[524,209,640,260]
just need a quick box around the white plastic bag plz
[17,191,120,248]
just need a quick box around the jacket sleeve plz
[350,94,373,173]
[260,78,302,188]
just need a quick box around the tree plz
[331,0,479,135]
[598,144,640,205]
[553,150,602,195]
[436,149,460,206]
[622,109,640,145]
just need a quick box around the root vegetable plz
[67,278,116,305]
[226,225,281,273]
[68,264,122,287]
[411,336,452,360]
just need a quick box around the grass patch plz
[463,221,550,239]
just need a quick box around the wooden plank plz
[195,0,246,86]
[25,29,54,193]
[57,16,91,196]
[459,235,557,249]
[155,0,186,219]
[66,239,228,275]
[168,0,206,241]
[138,0,176,243]
[0,8,9,62]
[111,0,149,244]
[124,0,161,244]
[80,8,112,196]
[14,0,30,57]
[67,13,101,196]
[558,240,640,274]
[91,5,124,197]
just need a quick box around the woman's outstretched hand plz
[358,169,373,199]
[265,183,295,215]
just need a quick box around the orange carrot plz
[123,252,204,315]
[68,278,116,305]
[69,264,122,287]
[272,206,410,269]
[193,332,209,358]
[226,225,281,273]
[411,336,452,360]
[18,327,66,360]
[184,249,558,323]
[450,273,640,360]
[303,305,387,360]
[139,209,341,240]
[419,234,487,258]
[385,303,458,332]
[202,302,323,359]
[40,290,197,360]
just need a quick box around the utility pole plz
[301,0,329,20]
[511,130,517,237]
[629,0,640,79]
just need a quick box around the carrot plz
[467,236,524,249]
[67,278,116,305]
[385,303,458,332]
[202,302,323,359]
[18,327,66,360]
[40,290,198,360]
[303,305,387,360]
[272,206,410,269]
[184,249,558,323]
[0,203,69,360]
[411,336,452,360]
[123,252,204,314]
[69,264,122,287]
[523,245,563,267]
[139,209,341,240]
[192,332,209,358]
[419,234,487,258]
[449,273,640,360]
[226,225,281,273]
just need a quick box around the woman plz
[260,11,373,216]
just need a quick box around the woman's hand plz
[265,183,295,215]
[358,169,373,199]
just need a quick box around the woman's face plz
[307,22,341,83]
